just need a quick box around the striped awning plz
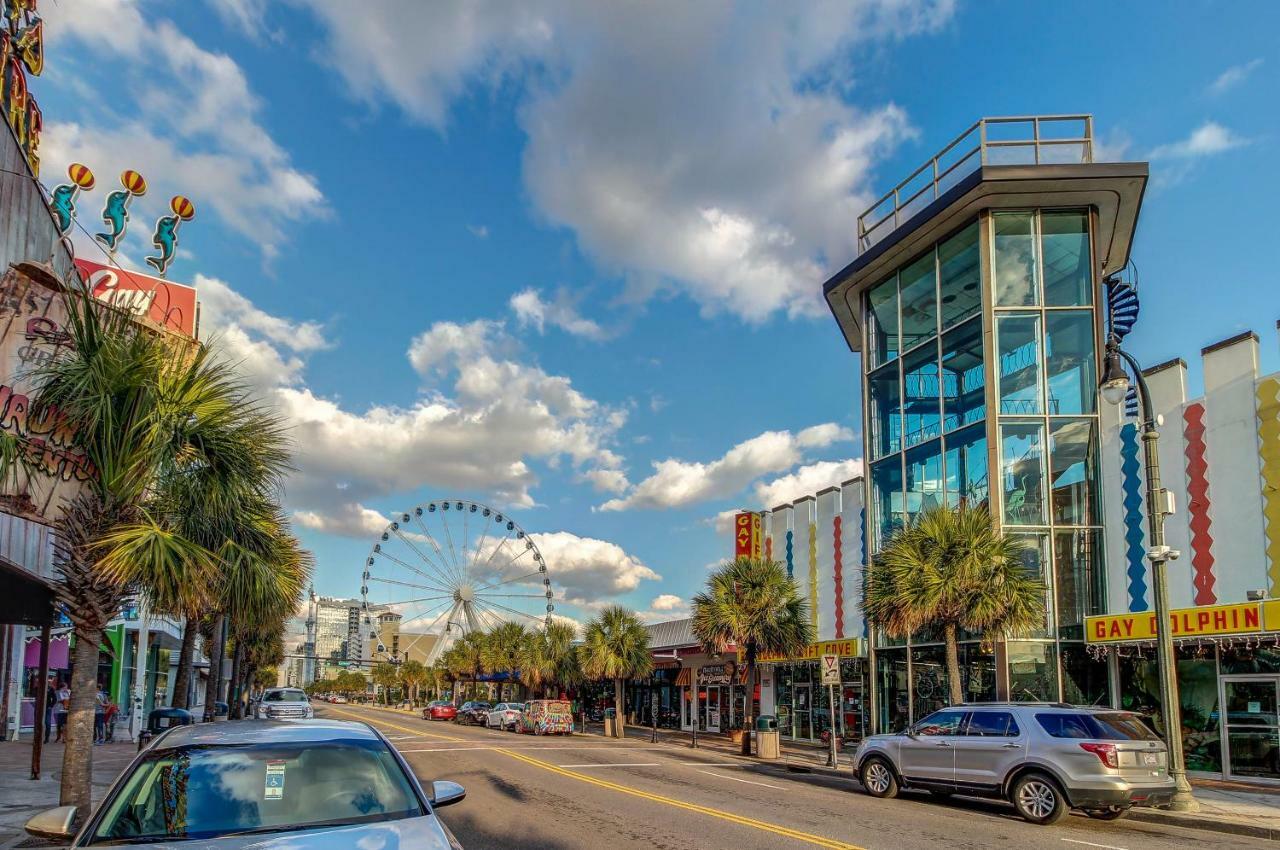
[674,667,691,687]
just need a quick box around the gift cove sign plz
[1085,600,1280,644]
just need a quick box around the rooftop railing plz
[857,115,1094,254]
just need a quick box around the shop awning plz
[674,668,691,687]
[0,556,57,626]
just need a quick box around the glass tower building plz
[822,117,1148,732]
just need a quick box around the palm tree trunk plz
[228,640,245,719]
[943,622,964,706]
[613,677,625,738]
[202,614,224,721]
[742,642,757,755]
[60,625,102,809]
[170,619,197,709]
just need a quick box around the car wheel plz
[1011,773,1068,825]
[859,757,899,799]
[1084,807,1128,821]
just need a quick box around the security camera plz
[1145,545,1180,562]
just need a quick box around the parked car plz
[456,701,491,725]
[519,700,574,736]
[852,704,1174,825]
[423,701,457,721]
[486,703,524,731]
[334,696,349,704]
[23,719,466,848]
[254,688,315,721]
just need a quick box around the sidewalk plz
[0,738,136,849]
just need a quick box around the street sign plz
[820,654,840,686]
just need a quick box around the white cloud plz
[510,288,609,340]
[1207,58,1263,95]
[40,1,325,265]
[291,1,953,322]
[1149,122,1248,159]
[636,593,690,623]
[753,458,864,508]
[293,503,390,538]
[651,593,684,612]
[467,224,490,238]
[475,530,660,608]
[598,424,852,511]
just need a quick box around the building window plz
[1054,530,1103,640]
[871,457,903,551]
[997,313,1043,415]
[1008,641,1059,702]
[1000,421,1047,526]
[941,317,984,432]
[868,362,902,460]
[993,212,1039,306]
[943,423,988,510]
[876,647,909,731]
[905,439,945,524]
[1040,211,1092,307]
[1049,418,1099,526]
[910,644,949,721]
[1059,644,1109,708]
[902,342,941,448]
[868,275,899,368]
[1044,310,1097,415]
[1008,531,1052,637]
[938,223,981,330]
[899,252,937,352]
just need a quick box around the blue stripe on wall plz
[1120,423,1148,612]
[785,529,794,579]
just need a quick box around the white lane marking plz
[398,745,673,753]
[1061,840,1128,850]
[695,769,783,790]
[675,762,748,768]
[557,762,663,768]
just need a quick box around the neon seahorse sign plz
[145,195,195,277]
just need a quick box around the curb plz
[1127,809,1279,842]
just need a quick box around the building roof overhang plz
[823,161,1149,352]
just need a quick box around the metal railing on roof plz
[857,115,1094,254]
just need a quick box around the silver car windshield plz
[264,690,307,702]
[89,739,424,845]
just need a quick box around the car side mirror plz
[904,726,918,739]
[430,780,466,808]
[25,806,77,840]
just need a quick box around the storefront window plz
[1008,531,1051,636]
[1045,311,1096,415]
[867,276,899,368]
[904,439,944,524]
[1176,652,1221,773]
[1219,644,1280,675]
[1049,418,1099,526]
[910,644,949,720]
[961,643,998,703]
[899,252,937,352]
[1008,641,1058,701]
[940,317,984,432]
[871,457,903,551]
[1118,655,1164,734]
[1059,643,1109,707]
[876,648,909,732]
[943,423,988,510]
[868,362,902,460]
[993,212,1039,307]
[1040,211,1092,307]
[997,313,1043,415]
[1054,529,1103,640]
[902,342,941,448]
[938,223,981,330]
[1000,421,1047,525]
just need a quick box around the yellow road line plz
[493,747,865,850]
[326,707,466,742]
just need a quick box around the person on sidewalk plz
[94,687,108,744]
[53,681,70,743]
[42,677,57,743]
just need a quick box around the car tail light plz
[1079,742,1118,769]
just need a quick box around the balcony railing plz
[857,115,1094,254]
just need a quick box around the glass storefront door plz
[794,683,812,739]
[706,686,721,732]
[1221,676,1280,781]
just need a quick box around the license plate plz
[1142,753,1158,766]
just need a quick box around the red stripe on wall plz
[1183,403,1217,605]
[833,515,844,638]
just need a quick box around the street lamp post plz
[1100,338,1199,813]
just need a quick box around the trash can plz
[603,707,618,738]
[148,708,194,734]
[756,715,780,759]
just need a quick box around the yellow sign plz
[1085,601,1272,644]
[749,638,864,664]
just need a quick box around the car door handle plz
[935,741,952,747]
[1001,743,1022,749]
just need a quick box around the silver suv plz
[852,703,1174,825]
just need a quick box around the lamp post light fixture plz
[1099,335,1199,813]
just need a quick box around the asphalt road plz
[317,702,1272,850]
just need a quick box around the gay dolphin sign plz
[74,259,197,338]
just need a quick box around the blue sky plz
[32,1,1279,632]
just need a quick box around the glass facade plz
[863,208,1107,719]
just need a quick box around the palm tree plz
[863,505,1046,706]
[399,659,427,705]
[444,631,486,702]
[580,606,651,738]
[481,622,528,701]
[371,662,401,704]
[524,621,580,698]
[693,557,812,754]
[0,283,294,809]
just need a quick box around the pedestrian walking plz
[53,681,70,743]
[94,686,108,744]
[42,677,56,743]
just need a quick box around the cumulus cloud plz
[1207,59,1263,95]
[635,593,690,623]
[510,288,609,340]
[598,424,852,511]
[754,458,864,508]
[472,530,660,609]
[40,0,325,264]
[293,503,390,538]
[1149,122,1248,159]
[292,1,953,321]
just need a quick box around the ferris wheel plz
[359,499,554,665]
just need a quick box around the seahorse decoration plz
[94,169,147,258]
[49,161,94,236]
[145,195,195,277]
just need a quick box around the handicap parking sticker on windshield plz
[264,760,286,800]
